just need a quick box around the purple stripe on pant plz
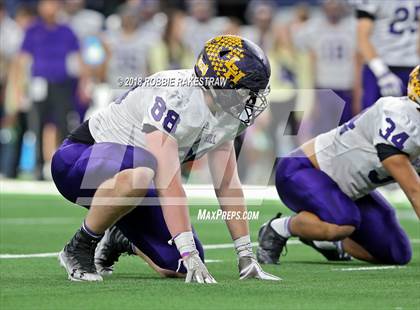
[51,139,204,273]
[362,65,413,109]
[275,151,412,265]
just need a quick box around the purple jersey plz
[21,19,79,83]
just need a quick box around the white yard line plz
[0,240,300,259]
[2,239,418,260]
[332,266,406,272]
[0,252,59,259]
[204,259,223,263]
[203,240,299,250]
[0,218,81,225]
[0,253,224,263]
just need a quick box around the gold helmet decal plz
[204,35,246,85]
[408,65,420,105]
[197,54,209,76]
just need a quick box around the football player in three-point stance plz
[51,35,280,282]
[257,66,420,266]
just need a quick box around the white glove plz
[182,250,217,284]
[171,231,217,284]
[234,235,281,281]
[238,255,281,281]
[369,58,403,97]
[377,72,403,97]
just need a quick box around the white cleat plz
[58,228,103,282]
[59,251,103,282]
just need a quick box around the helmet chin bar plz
[208,85,270,126]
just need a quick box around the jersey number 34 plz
[379,118,409,150]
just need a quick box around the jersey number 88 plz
[151,96,180,133]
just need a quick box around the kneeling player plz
[52,35,280,282]
[257,66,420,265]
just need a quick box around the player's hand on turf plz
[238,256,281,281]
[377,72,403,97]
[183,250,217,284]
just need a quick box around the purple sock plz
[81,221,104,239]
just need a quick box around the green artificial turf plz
[0,193,419,309]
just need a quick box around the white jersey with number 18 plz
[315,96,420,200]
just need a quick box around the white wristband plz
[234,235,253,258]
[171,231,196,257]
[368,58,389,78]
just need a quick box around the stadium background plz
[0,0,360,182]
[0,1,419,309]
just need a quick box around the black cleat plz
[299,238,352,261]
[95,226,134,276]
[257,213,288,265]
[59,229,103,282]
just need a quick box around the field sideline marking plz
[0,217,81,225]
[0,252,224,264]
[2,239,419,260]
[0,241,299,259]
[332,266,406,272]
[0,253,59,259]
[204,259,223,263]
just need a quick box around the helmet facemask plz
[208,85,270,126]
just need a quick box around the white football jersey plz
[298,17,356,90]
[356,0,420,67]
[89,69,245,163]
[104,29,149,89]
[315,96,420,199]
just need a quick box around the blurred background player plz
[257,66,420,266]
[60,0,104,40]
[242,0,276,52]
[103,3,149,97]
[1,3,36,178]
[148,9,194,73]
[297,0,359,128]
[269,2,312,157]
[15,0,84,180]
[183,0,228,57]
[60,0,106,119]
[0,1,26,176]
[356,0,420,109]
